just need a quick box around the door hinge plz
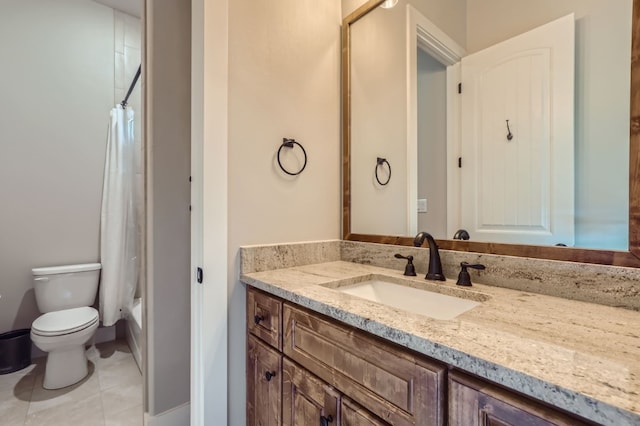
[458,83,462,94]
[458,157,462,168]
[196,267,203,284]
[189,176,192,182]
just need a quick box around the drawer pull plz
[265,371,276,381]
[254,315,265,325]
[320,415,333,426]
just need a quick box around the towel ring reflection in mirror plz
[277,138,307,176]
[375,157,391,186]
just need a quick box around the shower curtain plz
[99,104,138,327]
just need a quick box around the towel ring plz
[375,157,391,186]
[277,138,307,176]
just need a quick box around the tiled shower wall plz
[114,11,144,299]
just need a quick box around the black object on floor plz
[0,329,31,374]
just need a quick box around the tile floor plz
[0,339,142,426]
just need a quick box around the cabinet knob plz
[320,415,334,426]
[265,371,276,382]
[254,314,265,325]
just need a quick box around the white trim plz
[406,5,465,237]
[145,402,190,426]
[446,63,462,238]
[406,6,418,236]
[412,8,465,66]
[191,0,229,425]
[125,316,142,372]
[190,0,204,424]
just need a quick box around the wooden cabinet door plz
[342,397,390,426]
[283,358,340,426]
[284,304,446,426]
[247,335,282,426]
[449,372,591,426]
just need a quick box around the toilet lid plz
[32,307,99,336]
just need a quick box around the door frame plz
[190,0,229,425]
[406,5,465,237]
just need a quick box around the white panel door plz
[460,14,574,246]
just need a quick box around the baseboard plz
[145,403,190,426]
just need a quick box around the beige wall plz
[0,0,114,333]
[348,0,464,236]
[227,0,342,423]
[467,0,631,249]
[417,49,448,237]
[350,2,408,235]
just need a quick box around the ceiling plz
[92,0,141,18]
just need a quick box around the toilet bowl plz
[31,307,99,389]
[30,263,101,390]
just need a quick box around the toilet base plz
[43,345,89,390]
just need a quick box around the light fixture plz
[379,0,398,9]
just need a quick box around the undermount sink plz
[326,276,482,320]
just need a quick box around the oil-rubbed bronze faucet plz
[413,232,445,281]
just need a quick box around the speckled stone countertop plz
[241,260,640,426]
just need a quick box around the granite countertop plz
[240,260,640,426]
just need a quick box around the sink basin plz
[330,278,481,320]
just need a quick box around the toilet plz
[30,263,101,390]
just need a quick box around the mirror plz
[343,0,640,266]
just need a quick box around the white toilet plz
[30,263,101,390]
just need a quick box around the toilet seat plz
[32,307,99,337]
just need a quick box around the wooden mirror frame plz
[342,0,640,267]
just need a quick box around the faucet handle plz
[394,254,417,276]
[456,262,485,286]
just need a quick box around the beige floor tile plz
[0,389,31,425]
[2,339,142,425]
[90,340,135,369]
[101,380,143,418]
[28,361,101,416]
[97,356,141,391]
[0,360,42,394]
[104,404,143,426]
[24,392,105,426]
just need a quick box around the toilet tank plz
[32,263,101,313]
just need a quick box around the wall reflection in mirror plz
[348,0,632,250]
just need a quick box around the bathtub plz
[126,297,142,372]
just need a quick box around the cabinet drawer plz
[448,372,592,426]
[283,304,446,426]
[247,335,282,426]
[247,288,282,350]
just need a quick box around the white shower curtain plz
[99,105,138,327]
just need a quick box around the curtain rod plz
[121,64,141,108]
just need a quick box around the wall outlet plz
[417,198,427,213]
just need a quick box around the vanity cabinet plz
[247,288,592,426]
[282,358,341,425]
[247,288,283,426]
[247,288,282,351]
[283,304,446,426]
[282,358,391,426]
[247,335,282,426]
[448,373,592,426]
